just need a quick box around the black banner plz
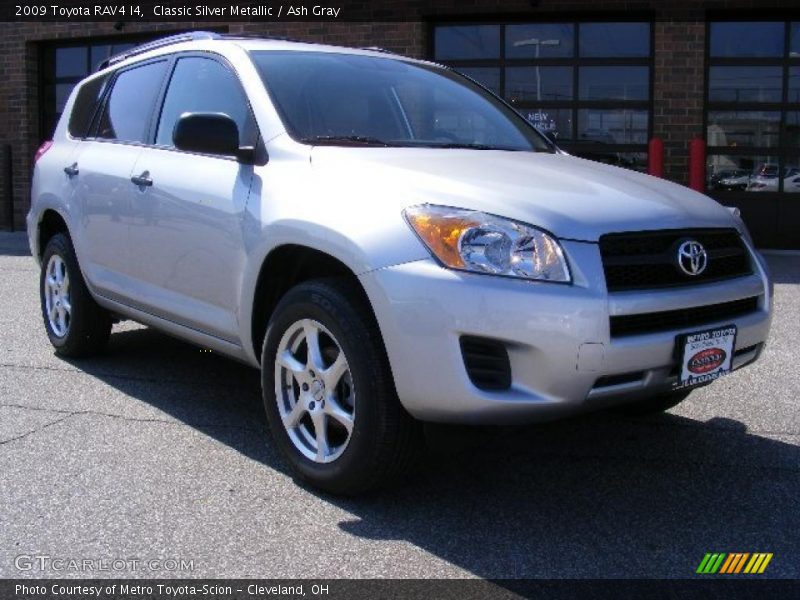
[4,579,800,600]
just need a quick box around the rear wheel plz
[40,233,111,357]
[616,389,693,416]
[261,278,422,495]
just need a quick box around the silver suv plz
[28,32,772,493]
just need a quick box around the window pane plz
[707,155,778,192]
[55,83,74,113]
[706,111,780,147]
[506,67,573,103]
[782,157,800,192]
[68,74,109,138]
[789,67,800,103]
[579,66,648,100]
[97,61,168,143]
[792,23,800,56]
[708,66,783,103]
[156,57,253,147]
[577,109,648,144]
[506,24,574,58]
[710,22,785,57]
[456,68,501,96]
[90,45,112,71]
[434,25,500,60]
[520,108,573,140]
[579,23,649,57]
[55,46,87,78]
[786,112,800,148]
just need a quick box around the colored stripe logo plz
[697,553,773,574]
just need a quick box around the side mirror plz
[173,112,254,163]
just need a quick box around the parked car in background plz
[709,168,750,191]
[747,165,800,192]
[28,33,773,494]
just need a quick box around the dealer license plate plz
[675,325,737,389]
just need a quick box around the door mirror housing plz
[173,112,254,163]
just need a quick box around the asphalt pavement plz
[0,231,798,580]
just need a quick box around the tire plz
[616,389,693,416]
[261,278,422,495]
[40,233,111,357]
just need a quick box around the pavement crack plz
[0,413,76,446]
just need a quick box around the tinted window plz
[709,66,783,103]
[506,24,574,58]
[434,26,500,60]
[579,66,649,100]
[96,61,168,143]
[68,74,108,138]
[707,111,781,147]
[506,67,573,103]
[254,52,550,151]
[55,46,87,78]
[156,57,255,147]
[579,23,649,57]
[578,109,648,144]
[710,22,785,57]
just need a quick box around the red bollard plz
[648,137,664,178]
[688,137,706,192]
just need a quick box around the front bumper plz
[359,240,772,424]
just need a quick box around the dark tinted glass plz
[434,26,500,60]
[789,67,800,103]
[577,109,648,144]
[457,68,501,96]
[786,112,800,148]
[506,24,574,58]
[56,46,87,78]
[254,51,550,151]
[506,67,573,103]
[710,22,785,57]
[707,111,780,147]
[579,23,649,57]
[579,66,649,100]
[96,60,168,143]
[156,57,254,147]
[709,66,783,103]
[791,23,800,55]
[68,74,108,138]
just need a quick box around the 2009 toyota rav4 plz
[28,32,772,494]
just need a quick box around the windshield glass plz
[251,51,552,152]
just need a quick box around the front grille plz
[610,297,759,338]
[460,336,512,391]
[600,229,752,292]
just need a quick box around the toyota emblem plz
[677,240,708,276]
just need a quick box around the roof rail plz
[99,31,221,69]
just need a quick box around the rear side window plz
[68,74,109,138]
[96,60,168,143]
[155,56,256,147]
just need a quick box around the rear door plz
[126,54,258,342]
[71,59,169,299]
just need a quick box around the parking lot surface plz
[0,232,798,579]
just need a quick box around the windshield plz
[251,51,552,152]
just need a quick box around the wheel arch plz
[36,208,71,262]
[248,243,379,363]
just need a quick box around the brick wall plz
[0,1,795,230]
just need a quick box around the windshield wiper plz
[299,135,398,147]
[421,142,527,151]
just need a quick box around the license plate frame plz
[674,324,738,389]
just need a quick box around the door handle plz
[63,163,79,177]
[130,171,153,187]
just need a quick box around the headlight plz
[404,204,571,283]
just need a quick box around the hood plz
[309,147,738,242]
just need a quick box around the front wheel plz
[40,233,111,357]
[261,279,422,495]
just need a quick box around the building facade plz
[1,1,798,248]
